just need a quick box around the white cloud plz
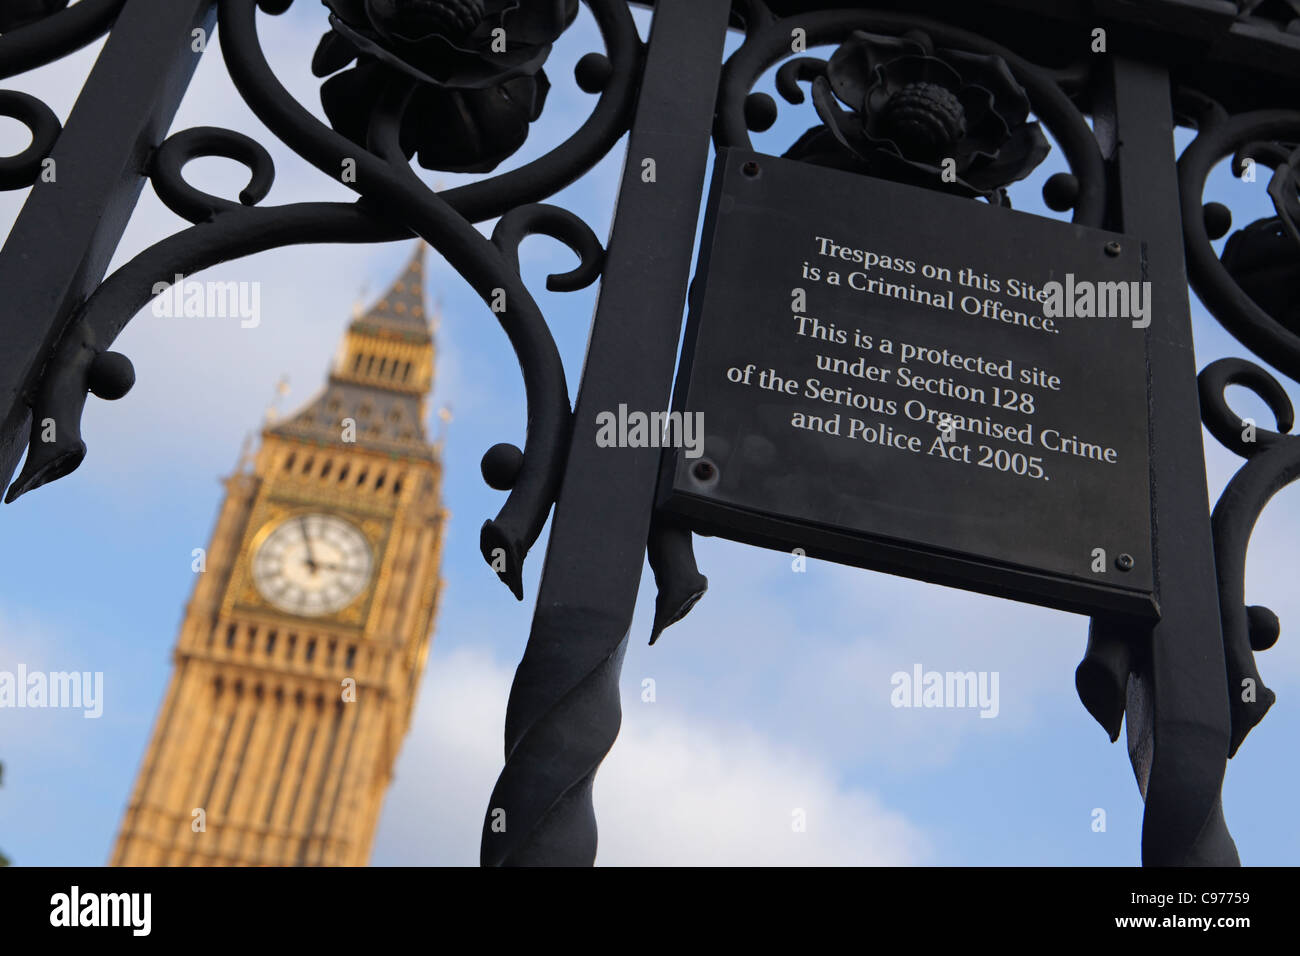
[372,646,929,866]
[625,537,1086,773]
[597,713,929,865]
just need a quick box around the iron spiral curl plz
[1197,358,1295,755]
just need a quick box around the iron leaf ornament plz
[784,30,1050,204]
[313,0,578,172]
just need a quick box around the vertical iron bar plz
[1095,57,1239,864]
[480,0,732,866]
[0,0,215,495]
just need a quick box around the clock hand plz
[298,517,318,573]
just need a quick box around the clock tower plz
[111,243,446,866]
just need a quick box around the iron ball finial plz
[481,442,524,490]
[87,351,135,401]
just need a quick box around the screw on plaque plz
[741,160,761,178]
[1115,553,1135,571]
[692,459,717,482]
[1104,240,1122,257]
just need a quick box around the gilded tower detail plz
[112,244,445,866]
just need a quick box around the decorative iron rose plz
[0,0,68,33]
[784,30,1050,203]
[1221,143,1300,333]
[312,0,577,173]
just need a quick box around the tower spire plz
[350,241,429,336]
[268,241,438,459]
[331,239,435,394]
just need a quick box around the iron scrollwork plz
[0,0,126,79]
[0,0,130,192]
[1177,91,1300,755]
[3,0,644,602]
[5,0,1297,869]
[1197,358,1289,756]
[1180,92,1300,379]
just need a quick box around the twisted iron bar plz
[482,615,630,866]
[480,0,732,864]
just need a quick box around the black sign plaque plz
[661,150,1156,618]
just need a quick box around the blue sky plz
[0,3,1297,866]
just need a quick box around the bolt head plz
[1115,553,1134,572]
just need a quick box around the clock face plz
[251,513,373,617]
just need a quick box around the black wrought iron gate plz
[3,0,1298,866]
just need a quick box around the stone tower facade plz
[112,244,445,866]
